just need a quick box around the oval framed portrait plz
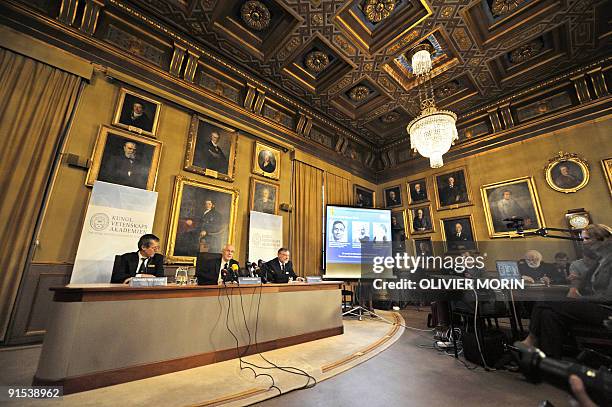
[544,152,589,193]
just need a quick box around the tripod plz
[342,279,395,324]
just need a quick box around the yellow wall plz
[378,116,612,265]
[33,71,374,264]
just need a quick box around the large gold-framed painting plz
[86,125,162,190]
[184,114,238,182]
[252,141,280,180]
[166,176,239,263]
[480,176,545,238]
[112,87,161,137]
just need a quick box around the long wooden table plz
[33,282,343,394]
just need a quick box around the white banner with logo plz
[248,211,282,264]
[70,181,158,284]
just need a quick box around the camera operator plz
[519,224,612,358]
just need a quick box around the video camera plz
[513,342,612,406]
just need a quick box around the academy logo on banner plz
[71,181,158,284]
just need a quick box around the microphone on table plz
[230,263,240,282]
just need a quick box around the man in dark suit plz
[448,222,471,251]
[440,176,465,206]
[196,244,240,285]
[110,234,165,283]
[263,248,304,283]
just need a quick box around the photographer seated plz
[264,248,305,283]
[518,250,565,285]
[519,224,612,358]
[110,234,165,284]
[196,244,240,285]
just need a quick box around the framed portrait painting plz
[112,88,161,137]
[413,237,434,257]
[480,176,545,238]
[391,209,407,253]
[544,152,589,193]
[250,177,279,215]
[434,167,472,210]
[354,185,375,208]
[408,205,435,235]
[166,176,239,263]
[184,115,238,182]
[86,125,162,190]
[407,178,429,206]
[384,185,403,208]
[253,142,280,180]
[440,215,477,253]
[602,157,612,198]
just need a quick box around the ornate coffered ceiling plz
[121,0,609,149]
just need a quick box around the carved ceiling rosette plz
[240,0,271,31]
[509,39,544,64]
[304,50,330,74]
[380,111,400,123]
[348,85,371,102]
[363,0,397,23]
[491,0,526,17]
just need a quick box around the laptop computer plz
[496,260,521,281]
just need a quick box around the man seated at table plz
[518,250,565,284]
[111,234,165,284]
[263,248,304,283]
[196,244,240,285]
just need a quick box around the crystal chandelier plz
[406,44,458,168]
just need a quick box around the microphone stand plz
[518,227,582,241]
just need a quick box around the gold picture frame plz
[544,151,589,193]
[250,177,279,215]
[354,185,375,208]
[112,87,161,137]
[440,215,478,253]
[412,237,434,257]
[602,157,612,198]
[86,125,162,191]
[165,176,239,264]
[383,185,403,208]
[253,141,281,180]
[391,209,408,252]
[184,114,238,182]
[407,177,430,206]
[408,204,435,235]
[433,166,473,211]
[480,176,546,238]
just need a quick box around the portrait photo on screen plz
[441,216,476,253]
[87,126,162,191]
[407,178,429,205]
[352,221,371,243]
[112,88,161,137]
[329,220,348,243]
[185,115,237,181]
[166,176,238,263]
[435,167,472,210]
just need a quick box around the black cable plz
[250,282,318,391]
[221,282,281,395]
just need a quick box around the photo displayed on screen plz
[325,206,393,279]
